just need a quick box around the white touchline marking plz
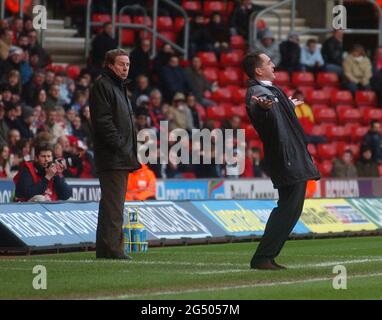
[2,256,382,269]
[94,272,382,300]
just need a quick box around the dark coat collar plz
[102,68,130,87]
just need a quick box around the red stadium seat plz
[338,108,361,125]
[204,1,226,15]
[218,68,242,86]
[336,143,360,159]
[326,125,347,142]
[282,87,294,98]
[335,104,354,115]
[133,16,153,27]
[195,104,206,122]
[118,15,135,46]
[291,72,315,87]
[318,160,334,177]
[331,90,353,106]
[245,124,258,140]
[92,14,111,33]
[174,17,185,33]
[207,105,226,121]
[313,108,337,124]
[156,31,177,47]
[197,51,218,67]
[203,67,219,82]
[316,72,340,88]
[231,105,247,120]
[311,104,329,113]
[66,64,81,80]
[230,35,245,50]
[156,16,173,31]
[307,144,317,157]
[231,88,246,105]
[351,126,369,143]
[362,108,382,125]
[220,51,244,67]
[210,87,232,103]
[306,90,330,105]
[182,1,202,12]
[311,124,327,136]
[298,86,314,99]
[317,143,337,160]
[273,71,290,87]
[355,90,378,107]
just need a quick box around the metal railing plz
[85,0,189,59]
[250,0,382,51]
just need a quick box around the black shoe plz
[271,260,287,269]
[250,259,281,270]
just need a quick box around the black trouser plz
[251,181,307,265]
[96,170,129,258]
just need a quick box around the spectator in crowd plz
[230,0,265,40]
[0,28,13,61]
[195,142,223,178]
[79,105,93,150]
[185,93,202,129]
[39,107,67,141]
[134,107,151,132]
[12,17,23,39]
[0,103,9,145]
[125,163,156,201]
[343,44,372,95]
[165,92,194,131]
[23,17,34,34]
[356,145,379,177]
[14,106,35,139]
[71,115,85,141]
[207,12,230,59]
[53,72,71,106]
[159,55,193,102]
[45,84,66,109]
[4,103,20,130]
[300,38,325,73]
[147,89,166,130]
[132,74,153,105]
[251,147,266,177]
[371,47,382,106]
[279,32,301,73]
[15,138,31,161]
[13,142,72,202]
[17,33,29,52]
[23,70,46,105]
[70,90,88,113]
[179,12,212,57]
[27,30,51,67]
[89,22,117,71]
[152,43,174,79]
[185,56,217,107]
[3,46,33,85]
[242,145,254,177]
[6,69,22,95]
[0,144,11,177]
[322,29,344,77]
[362,120,382,163]
[7,128,21,153]
[128,38,151,82]
[330,150,358,178]
[255,30,281,67]
[293,90,326,144]
[32,88,48,109]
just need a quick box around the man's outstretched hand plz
[251,95,273,110]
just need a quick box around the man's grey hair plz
[103,48,129,68]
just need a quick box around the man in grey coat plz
[90,49,141,259]
[243,52,320,270]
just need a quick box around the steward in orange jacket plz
[125,164,156,201]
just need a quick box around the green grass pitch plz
[1,236,382,299]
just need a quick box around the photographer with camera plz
[13,143,72,202]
